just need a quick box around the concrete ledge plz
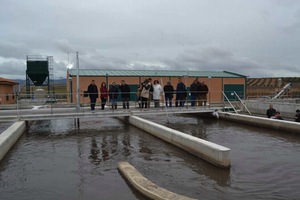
[0,121,26,161]
[218,112,300,134]
[118,161,197,200]
[118,116,230,168]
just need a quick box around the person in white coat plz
[153,80,163,108]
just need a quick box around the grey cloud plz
[159,47,268,77]
[53,61,68,79]
[0,59,68,80]
[1,0,300,80]
[0,60,26,79]
[53,39,76,54]
[0,41,33,59]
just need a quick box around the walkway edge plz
[0,121,26,161]
[218,112,300,133]
[118,116,230,168]
[118,161,197,200]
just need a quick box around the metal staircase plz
[222,91,251,115]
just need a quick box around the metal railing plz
[0,90,232,109]
[0,91,226,122]
[234,91,251,115]
[222,91,238,114]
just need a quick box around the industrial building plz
[0,77,19,104]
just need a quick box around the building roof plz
[68,69,246,78]
[0,77,19,85]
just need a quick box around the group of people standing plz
[87,80,130,111]
[137,78,165,108]
[136,77,209,108]
[190,78,209,107]
[87,77,209,111]
[165,77,209,108]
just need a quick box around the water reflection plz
[139,147,153,161]
[182,153,231,187]
[89,137,101,164]
[122,131,131,157]
[76,135,85,199]
[0,122,13,133]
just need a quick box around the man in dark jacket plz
[175,77,186,107]
[109,82,119,109]
[119,80,130,109]
[198,81,209,106]
[163,81,174,107]
[266,104,276,118]
[190,79,199,106]
[87,80,98,111]
[147,78,153,108]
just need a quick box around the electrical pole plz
[76,52,80,111]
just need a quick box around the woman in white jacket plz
[153,80,163,108]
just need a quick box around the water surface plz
[0,114,299,200]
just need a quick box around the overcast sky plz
[1,0,300,80]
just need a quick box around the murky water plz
[0,114,300,200]
[0,122,13,133]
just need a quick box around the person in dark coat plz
[266,104,276,118]
[108,82,119,109]
[175,77,186,107]
[87,80,98,111]
[190,79,199,106]
[119,80,130,109]
[163,81,174,107]
[147,78,153,108]
[198,81,209,106]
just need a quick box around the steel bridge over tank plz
[0,106,222,122]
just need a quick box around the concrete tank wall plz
[0,121,26,161]
[118,116,231,168]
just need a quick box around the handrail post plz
[222,91,238,114]
[17,92,20,120]
[233,91,251,115]
[76,52,80,112]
